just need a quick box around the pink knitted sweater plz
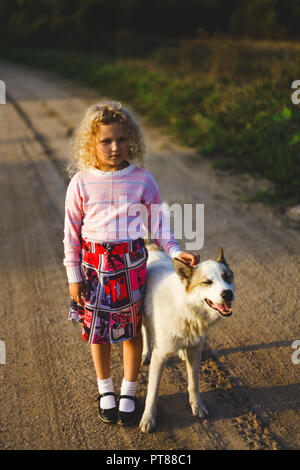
[63,163,182,283]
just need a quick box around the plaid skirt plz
[68,238,148,344]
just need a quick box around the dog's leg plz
[139,348,165,433]
[141,323,152,365]
[185,336,208,418]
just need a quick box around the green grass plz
[1,38,300,207]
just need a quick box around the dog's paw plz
[141,351,151,366]
[139,413,156,433]
[191,401,209,419]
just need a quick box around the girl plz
[63,101,199,426]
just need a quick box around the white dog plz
[139,245,235,433]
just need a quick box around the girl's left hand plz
[177,251,200,266]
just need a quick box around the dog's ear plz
[173,257,194,282]
[216,247,228,267]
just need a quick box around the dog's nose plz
[221,290,233,302]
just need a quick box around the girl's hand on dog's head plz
[69,281,87,306]
[177,252,200,266]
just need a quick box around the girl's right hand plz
[69,281,87,306]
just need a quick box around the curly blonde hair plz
[66,101,145,177]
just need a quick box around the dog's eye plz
[202,279,212,285]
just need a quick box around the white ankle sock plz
[119,378,138,413]
[97,377,116,410]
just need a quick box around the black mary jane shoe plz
[97,392,118,424]
[117,395,137,426]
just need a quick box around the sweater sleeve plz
[63,174,84,283]
[144,178,183,258]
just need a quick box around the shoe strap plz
[119,394,136,402]
[99,392,116,399]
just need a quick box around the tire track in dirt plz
[6,92,67,182]
[0,113,65,448]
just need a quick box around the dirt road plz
[0,60,299,450]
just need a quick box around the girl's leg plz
[91,343,116,412]
[122,332,143,381]
[91,343,111,379]
[119,332,143,415]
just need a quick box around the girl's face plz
[95,122,129,171]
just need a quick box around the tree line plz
[1,0,299,55]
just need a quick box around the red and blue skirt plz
[68,238,148,344]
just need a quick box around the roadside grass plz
[1,38,300,207]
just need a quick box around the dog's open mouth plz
[205,298,232,317]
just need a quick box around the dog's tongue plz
[214,302,232,315]
[205,298,232,316]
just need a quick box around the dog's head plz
[173,247,235,319]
